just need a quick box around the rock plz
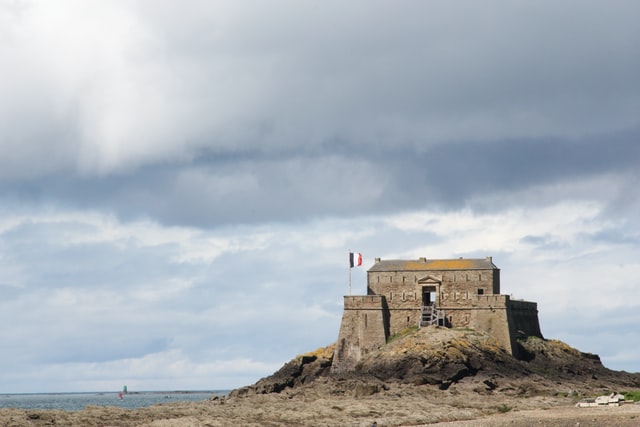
[233,327,640,400]
[483,379,498,390]
[352,383,379,397]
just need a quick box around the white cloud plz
[0,194,639,392]
[5,349,281,393]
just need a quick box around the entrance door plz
[422,286,436,306]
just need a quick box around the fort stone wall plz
[367,267,499,310]
[467,295,516,355]
[330,295,388,374]
[436,269,499,303]
[387,307,421,337]
[460,296,542,357]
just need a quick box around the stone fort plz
[331,256,543,373]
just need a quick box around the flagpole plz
[348,250,352,296]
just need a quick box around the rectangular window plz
[477,288,484,295]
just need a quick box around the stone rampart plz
[508,299,543,338]
[330,296,388,374]
[466,295,515,355]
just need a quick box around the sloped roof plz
[368,257,498,272]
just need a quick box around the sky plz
[0,0,639,393]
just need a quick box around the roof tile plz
[368,257,497,272]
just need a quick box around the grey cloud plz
[2,128,637,227]
[165,0,639,145]
[41,336,170,365]
[405,129,640,208]
[1,1,638,178]
[0,220,186,290]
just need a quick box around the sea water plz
[0,391,227,411]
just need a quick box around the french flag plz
[349,252,362,268]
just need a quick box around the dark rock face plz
[230,347,334,397]
[231,327,640,398]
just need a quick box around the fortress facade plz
[331,257,543,373]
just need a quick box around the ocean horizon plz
[0,390,229,411]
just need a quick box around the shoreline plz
[1,386,639,426]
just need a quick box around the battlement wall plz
[466,297,514,355]
[331,296,388,374]
[344,295,387,310]
[474,294,510,305]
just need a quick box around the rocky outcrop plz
[230,344,335,397]
[232,326,640,398]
